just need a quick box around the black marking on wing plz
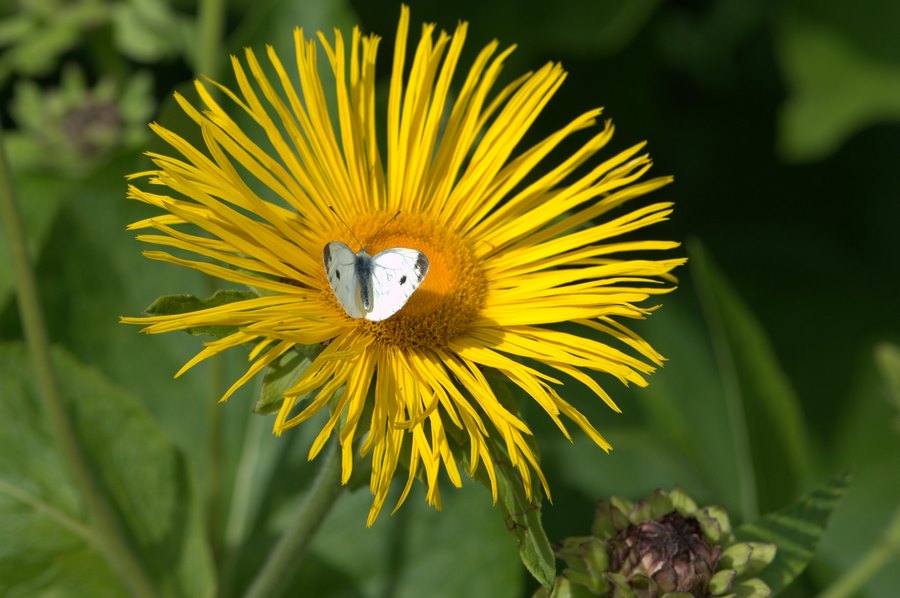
[399,274,407,285]
[415,254,428,280]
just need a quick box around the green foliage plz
[688,239,813,516]
[111,0,193,63]
[776,16,900,162]
[6,65,154,176]
[255,346,317,414]
[736,471,851,592]
[874,343,900,430]
[300,481,523,597]
[0,343,214,597]
[811,345,900,597]
[1,0,898,595]
[145,289,259,338]
[0,0,108,84]
[775,0,900,161]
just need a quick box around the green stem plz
[196,0,226,78]
[0,129,157,597]
[819,506,900,598]
[195,0,227,565]
[243,438,344,598]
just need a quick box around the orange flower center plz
[323,212,486,348]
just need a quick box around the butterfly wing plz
[366,248,429,321]
[323,242,366,319]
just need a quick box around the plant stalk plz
[197,0,226,79]
[195,0,228,564]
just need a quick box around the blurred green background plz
[1,0,898,596]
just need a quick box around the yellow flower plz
[123,6,684,525]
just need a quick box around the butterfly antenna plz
[328,206,363,249]
[364,210,401,248]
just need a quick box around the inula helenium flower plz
[123,6,684,524]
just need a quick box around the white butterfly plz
[323,241,429,321]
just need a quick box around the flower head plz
[544,489,776,597]
[11,65,153,176]
[123,7,684,524]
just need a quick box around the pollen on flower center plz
[325,212,486,348]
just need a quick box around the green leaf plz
[732,577,772,598]
[28,151,227,481]
[145,289,258,338]
[299,482,523,598]
[111,0,190,62]
[874,342,900,429]
[688,239,813,517]
[118,71,156,132]
[0,342,214,597]
[0,15,32,46]
[1,20,79,80]
[813,350,900,595]
[546,575,596,598]
[719,542,777,578]
[708,569,737,594]
[254,346,317,414]
[570,295,746,512]
[235,409,522,597]
[776,16,900,161]
[735,470,851,593]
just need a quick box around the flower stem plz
[195,0,227,563]
[819,506,900,598]
[197,0,226,78]
[0,129,157,596]
[244,438,344,598]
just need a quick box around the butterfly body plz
[323,241,429,321]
